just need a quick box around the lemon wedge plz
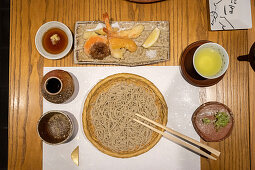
[142,27,160,48]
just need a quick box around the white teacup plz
[193,43,229,79]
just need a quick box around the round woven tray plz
[82,73,168,158]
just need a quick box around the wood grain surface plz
[9,0,253,170]
[128,0,163,3]
[248,0,255,170]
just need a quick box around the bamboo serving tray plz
[82,73,168,158]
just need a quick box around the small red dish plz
[192,102,234,142]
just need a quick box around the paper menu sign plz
[209,0,252,30]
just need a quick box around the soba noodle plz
[90,81,161,153]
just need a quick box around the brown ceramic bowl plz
[37,111,74,145]
[192,102,234,142]
[41,69,74,104]
[180,40,225,87]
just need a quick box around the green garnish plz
[214,112,230,130]
[202,118,211,124]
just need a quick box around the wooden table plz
[8,0,255,169]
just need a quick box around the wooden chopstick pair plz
[133,113,220,160]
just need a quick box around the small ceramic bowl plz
[35,21,73,60]
[193,43,229,79]
[41,69,74,104]
[192,102,234,142]
[180,40,226,87]
[37,111,74,145]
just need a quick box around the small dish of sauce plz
[42,28,68,54]
[35,21,73,60]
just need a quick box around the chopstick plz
[135,113,220,157]
[133,119,217,160]
[134,113,220,160]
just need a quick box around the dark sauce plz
[42,28,68,54]
[46,78,62,94]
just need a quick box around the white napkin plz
[43,66,201,170]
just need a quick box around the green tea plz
[194,48,222,77]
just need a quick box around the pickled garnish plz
[202,118,211,124]
[215,112,230,130]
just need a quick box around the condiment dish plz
[35,21,73,60]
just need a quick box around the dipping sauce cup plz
[37,111,74,145]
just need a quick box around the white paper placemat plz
[43,66,200,170]
[209,0,252,30]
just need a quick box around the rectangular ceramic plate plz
[209,0,252,30]
[74,21,169,66]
